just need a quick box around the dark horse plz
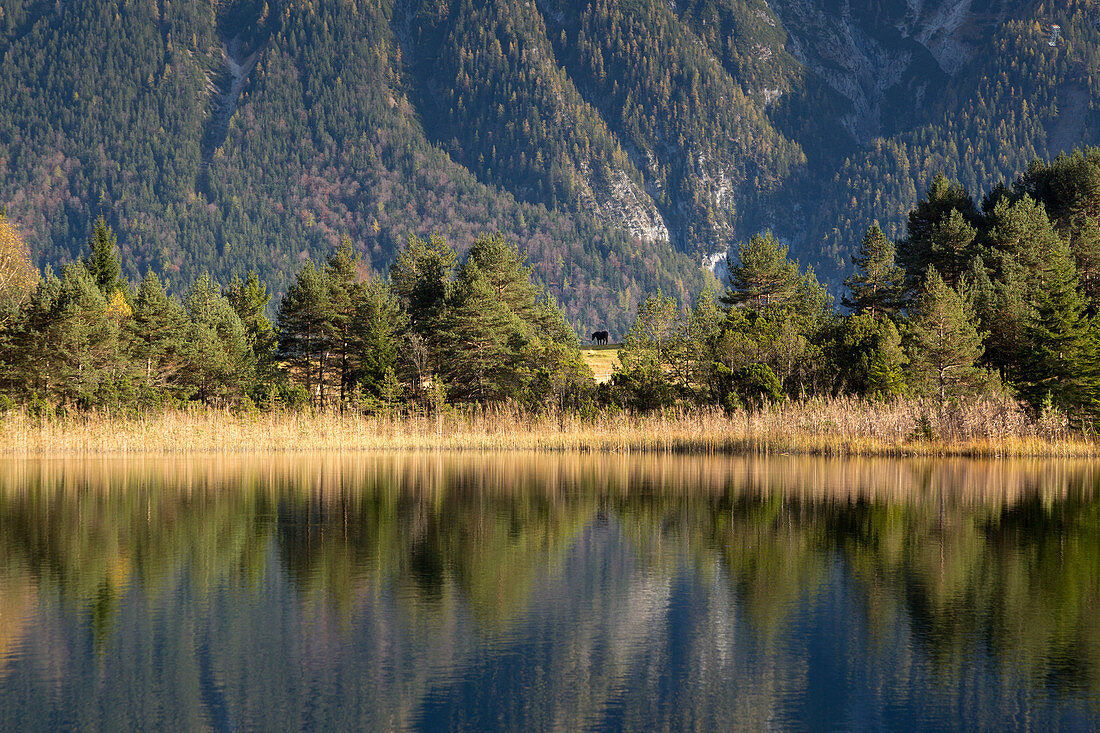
[591,330,609,346]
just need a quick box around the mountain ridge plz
[1,0,1097,332]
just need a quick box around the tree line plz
[3,149,1100,425]
[0,214,591,413]
[610,153,1100,427]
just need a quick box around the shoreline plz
[0,398,1095,457]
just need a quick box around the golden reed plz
[0,396,1095,456]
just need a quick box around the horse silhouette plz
[591,330,609,346]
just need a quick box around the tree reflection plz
[0,454,1098,728]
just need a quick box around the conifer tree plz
[325,238,365,405]
[963,254,1015,373]
[625,288,680,361]
[390,233,457,337]
[834,312,906,397]
[929,209,978,286]
[668,285,723,401]
[183,275,253,405]
[277,260,334,407]
[898,175,978,286]
[1019,237,1099,418]
[44,264,123,406]
[843,223,905,319]
[435,233,580,403]
[533,295,578,346]
[907,267,986,401]
[354,278,408,398]
[130,271,189,396]
[437,261,516,402]
[865,318,907,398]
[224,271,276,362]
[463,233,540,325]
[83,216,124,297]
[7,266,62,398]
[722,231,800,310]
[612,289,681,409]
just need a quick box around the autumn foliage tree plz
[0,213,37,327]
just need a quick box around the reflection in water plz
[1,454,1099,730]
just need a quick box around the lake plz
[0,454,1098,731]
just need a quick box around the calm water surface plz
[1,454,1099,731]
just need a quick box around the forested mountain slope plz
[1,0,1098,330]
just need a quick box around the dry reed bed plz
[0,397,1095,456]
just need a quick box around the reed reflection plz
[0,454,1097,730]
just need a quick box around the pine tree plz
[463,233,540,326]
[898,175,978,287]
[865,318,907,399]
[224,271,276,362]
[42,264,123,406]
[1019,237,1099,419]
[625,288,680,361]
[7,267,62,398]
[843,223,905,319]
[276,260,334,407]
[183,275,253,405]
[437,261,517,402]
[353,278,408,398]
[130,271,189,397]
[324,238,364,406]
[906,267,986,401]
[389,233,457,337]
[963,254,1013,372]
[612,289,681,408]
[668,286,722,402]
[533,295,578,346]
[929,209,978,286]
[83,216,124,297]
[434,233,575,403]
[722,231,801,310]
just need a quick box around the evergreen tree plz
[435,233,581,403]
[533,295,579,347]
[906,267,986,401]
[437,261,517,402]
[277,261,334,408]
[722,231,800,310]
[865,319,907,399]
[833,312,906,397]
[224,271,276,364]
[1014,150,1100,302]
[325,238,365,406]
[83,216,124,297]
[843,223,905,320]
[984,195,1062,275]
[183,275,253,405]
[7,267,62,399]
[130,271,189,398]
[612,290,682,409]
[463,233,540,325]
[390,233,457,337]
[929,209,978,287]
[1018,237,1099,419]
[623,288,680,361]
[668,286,723,402]
[963,254,1016,374]
[898,175,979,287]
[519,336,594,412]
[42,264,125,406]
[354,278,408,399]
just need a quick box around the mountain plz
[1,0,1098,331]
